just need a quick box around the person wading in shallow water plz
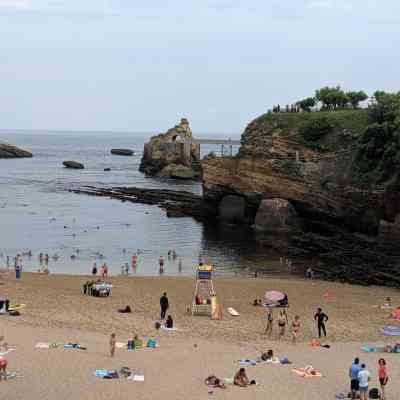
[160,292,169,320]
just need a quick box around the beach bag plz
[147,339,156,348]
[369,388,379,399]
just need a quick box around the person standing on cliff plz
[314,307,329,338]
[160,292,169,320]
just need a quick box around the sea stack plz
[139,118,201,179]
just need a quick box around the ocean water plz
[0,131,287,277]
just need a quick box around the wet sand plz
[1,272,400,399]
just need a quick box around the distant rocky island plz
[0,143,32,158]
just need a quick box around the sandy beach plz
[1,272,400,399]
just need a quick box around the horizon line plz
[0,128,241,137]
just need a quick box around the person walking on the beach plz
[314,307,328,338]
[15,261,22,279]
[291,315,301,344]
[92,263,97,276]
[357,364,371,400]
[278,309,287,340]
[349,357,361,399]
[160,292,169,320]
[378,358,388,400]
[109,333,116,357]
[265,309,273,337]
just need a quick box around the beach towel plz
[380,326,400,336]
[292,367,322,378]
[35,342,59,349]
[362,344,377,352]
[128,374,144,381]
[161,326,179,331]
[95,369,119,379]
[64,343,86,350]
[0,349,15,357]
[238,359,257,366]
[116,342,127,349]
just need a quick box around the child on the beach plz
[291,315,301,344]
[109,333,116,357]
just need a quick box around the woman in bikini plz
[265,309,273,337]
[291,315,301,344]
[278,310,287,340]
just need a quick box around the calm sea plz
[0,131,288,277]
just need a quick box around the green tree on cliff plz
[346,91,368,109]
[315,86,349,109]
[297,97,315,112]
[354,90,400,186]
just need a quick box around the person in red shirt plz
[378,358,389,400]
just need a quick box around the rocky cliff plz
[139,118,200,179]
[0,143,32,158]
[202,110,400,286]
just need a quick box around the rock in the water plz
[254,198,301,233]
[63,161,84,169]
[104,168,111,171]
[218,195,246,222]
[160,164,196,180]
[139,118,200,179]
[111,149,134,156]
[0,143,32,158]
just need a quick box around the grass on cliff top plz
[254,109,369,138]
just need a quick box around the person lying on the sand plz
[234,368,250,387]
[205,375,226,389]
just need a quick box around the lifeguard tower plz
[192,264,217,317]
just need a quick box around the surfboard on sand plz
[8,304,26,311]
[227,307,239,316]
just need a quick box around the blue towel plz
[380,326,400,336]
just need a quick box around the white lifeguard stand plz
[191,264,215,316]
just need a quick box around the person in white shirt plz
[357,364,371,400]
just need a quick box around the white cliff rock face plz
[139,118,200,179]
[0,143,32,158]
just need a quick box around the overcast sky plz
[0,0,399,134]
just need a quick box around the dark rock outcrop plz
[63,161,84,169]
[111,149,134,156]
[0,143,32,158]
[218,195,246,223]
[254,198,301,233]
[70,186,217,221]
[139,118,200,179]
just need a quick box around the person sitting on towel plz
[165,315,173,329]
[118,305,131,313]
[234,368,250,387]
[261,349,274,361]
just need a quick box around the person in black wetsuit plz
[160,292,169,320]
[314,307,328,337]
